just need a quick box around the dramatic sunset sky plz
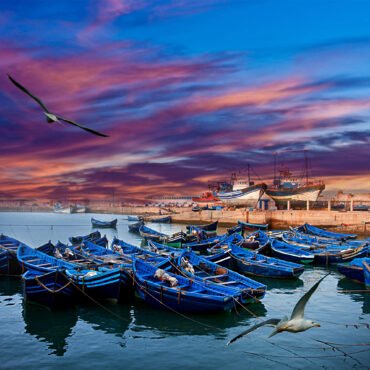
[1,0,369,200]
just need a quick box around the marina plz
[0,212,369,369]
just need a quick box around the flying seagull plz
[7,74,108,137]
[227,274,329,345]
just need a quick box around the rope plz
[60,271,131,323]
[35,275,72,294]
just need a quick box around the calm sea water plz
[0,212,369,370]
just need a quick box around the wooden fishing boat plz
[17,244,121,302]
[282,231,365,249]
[22,270,75,308]
[363,260,370,289]
[186,221,218,232]
[337,258,366,283]
[311,245,368,265]
[214,242,304,279]
[128,215,143,221]
[270,239,315,264]
[128,219,144,233]
[183,234,228,253]
[150,216,172,223]
[133,258,237,313]
[69,231,108,247]
[0,234,23,275]
[139,225,167,242]
[296,223,357,240]
[238,220,269,231]
[91,217,118,229]
[173,250,266,303]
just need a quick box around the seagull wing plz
[56,115,109,137]
[7,74,50,113]
[290,274,329,320]
[227,318,280,345]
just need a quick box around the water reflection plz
[256,277,304,291]
[337,278,370,314]
[0,277,22,297]
[77,303,132,337]
[22,303,78,356]
[130,300,267,339]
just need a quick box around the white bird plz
[227,274,329,345]
[7,74,108,137]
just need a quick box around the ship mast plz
[247,163,251,186]
[304,150,309,185]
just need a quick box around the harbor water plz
[0,212,369,369]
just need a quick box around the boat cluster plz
[0,221,369,313]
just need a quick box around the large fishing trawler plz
[265,153,325,207]
[214,168,267,207]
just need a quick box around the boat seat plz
[218,281,238,285]
[203,273,228,280]
[37,263,53,267]
[24,258,42,263]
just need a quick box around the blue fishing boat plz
[133,258,237,313]
[238,220,269,231]
[150,216,172,223]
[270,239,315,264]
[337,258,367,283]
[186,221,218,232]
[183,234,228,253]
[69,231,108,247]
[364,260,370,289]
[139,225,167,242]
[0,234,23,275]
[22,270,75,308]
[173,250,266,303]
[297,223,357,240]
[312,245,369,265]
[282,231,365,249]
[227,225,243,235]
[128,219,144,233]
[128,215,143,221]
[91,217,118,229]
[213,242,304,279]
[17,244,121,302]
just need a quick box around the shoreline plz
[1,206,369,235]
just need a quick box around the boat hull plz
[217,184,265,207]
[266,184,325,205]
[22,270,75,308]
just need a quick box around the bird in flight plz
[7,74,109,137]
[227,274,329,345]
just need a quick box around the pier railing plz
[274,200,370,212]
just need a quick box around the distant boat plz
[215,169,266,207]
[238,220,269,231]
[265,154,325,207]
[192,191,220,204]
[128,220,144,233]
[91,217,117,229]
[186,221,218,233]
[128,215,143,221]
[150,216,172,223]
[54,203,73,214]
[68,231,108,247]
[296,223,357,240]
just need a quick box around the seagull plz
[7,74,108,137]
[227,274,329,345]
